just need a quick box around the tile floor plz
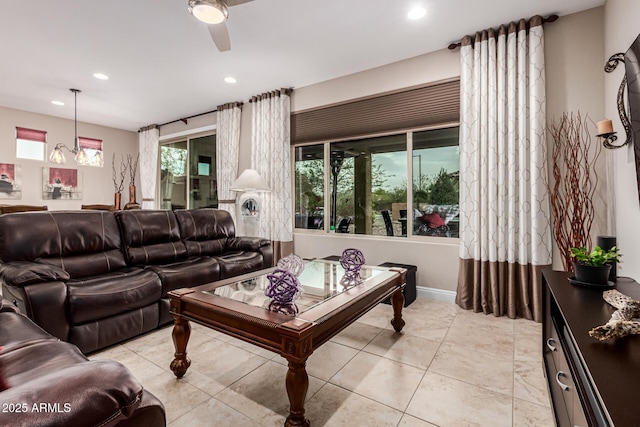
[91,298,554,426]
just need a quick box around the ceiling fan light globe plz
[189,0,228,24]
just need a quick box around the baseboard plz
[416,286,456,303]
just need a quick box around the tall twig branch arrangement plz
[127,153,139,186]
[547,112,602,270]
[112,153,126,193]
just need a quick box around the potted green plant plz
[570,245,621,285]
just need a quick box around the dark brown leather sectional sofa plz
[0,298,166,426]
[0,208,273,354]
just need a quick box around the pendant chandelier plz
[49,88,91,165]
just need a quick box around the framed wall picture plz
[42,167,83,200]
[0,163,22,199]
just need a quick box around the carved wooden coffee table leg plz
[282,336,312,427]
[284,358,310,427]
[170,316,191,378]
[390,287,406,332]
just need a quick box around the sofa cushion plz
[67,267,162,324]
[174,209,235,257]
[0,342,144,426]
[174,208,236,256]
[0,340,89,386]
[0,211,125,280]
[69,304,159,354]
[0,211,125,274]
[214,251,265,279]
[116,210,188,265]
[146,257,221,295]
[0,311,57,352]
[37,249,127,279]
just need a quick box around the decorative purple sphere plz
[265,269,302,303]
[340,248,365,272]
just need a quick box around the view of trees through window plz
[160,134,217,210]
[294,126,459,238]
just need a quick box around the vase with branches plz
[547,112,602,271]
[112,154,126,210]
[124,153,140,210]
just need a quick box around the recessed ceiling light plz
[408,6,427,20]
[224,76,237,84]
[51,100,64,106]
[93,72,109,80]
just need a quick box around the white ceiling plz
[0,0,605,132]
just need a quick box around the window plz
[293,126,459,239]
[294,145,325,230]
[16,127,46,161]
[160,134,217,210]
[78,137,104,167]
[412,127,460,238]
[330,134,407,236]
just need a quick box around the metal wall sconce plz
[596,118,626,149]
[602,53,632,149]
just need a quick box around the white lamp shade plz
[230,169,270,192]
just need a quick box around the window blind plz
[16,127,47,143]
[79,137,103,150]
[291,79,460,144]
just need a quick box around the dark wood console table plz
[543,269,640,427]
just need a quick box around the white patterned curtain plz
[138,125,159,209]
[216,102,242,223]
[251,89,293,261]
[456,17,552,322]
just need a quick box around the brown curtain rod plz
[149,100,245,131]
[447,14,558,50]
[157,108,218,128]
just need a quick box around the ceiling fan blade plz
[226,0,254,6]
[208,23,231,52]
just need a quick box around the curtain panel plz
[216,102,242,223]
[251,89,293,262]
[138,125,159,209]
[456,17,552,322]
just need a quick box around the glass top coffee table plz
[168,259,407,427]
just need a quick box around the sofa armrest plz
[226,237,270,251]
[0,360,148,427]
[0,261,69,288]
[226,237,273,268]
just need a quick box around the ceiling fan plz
[188,0,254,52]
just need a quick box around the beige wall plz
[605,0,640,281]
[545,7,608,270]
[0,106,138,209]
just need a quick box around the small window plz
[78,137,104,167]
[16,127,47,161]
[294,145,325,230]
[412,127,460,238]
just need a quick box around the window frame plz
[292,121,460,240]
[158,130,217,210]
[15,127,47,161]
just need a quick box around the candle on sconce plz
[597,119,614,135]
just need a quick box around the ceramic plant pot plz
[573,262,612,285]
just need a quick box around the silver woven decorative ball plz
[277,254,305,277]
